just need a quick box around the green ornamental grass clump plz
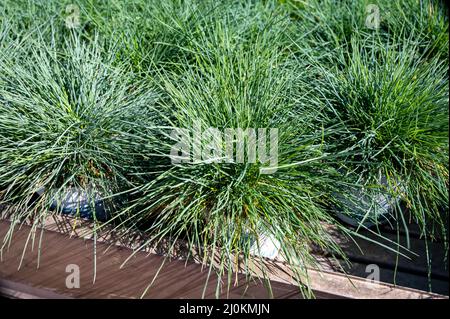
[115,8,353,298]
[0,32,159,225]
[315,38,449,240]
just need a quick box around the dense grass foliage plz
[0,0,448,297]
[119,11,352,297]
[317,40,448,238]
[0,34,159,221]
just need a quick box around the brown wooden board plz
[0,216,446,299]
[0,220,300,299]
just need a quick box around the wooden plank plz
[0,278,71,299]
[0,219,300,299]
[0,216,446,299]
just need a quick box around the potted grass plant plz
[308,37,449,239]
[0,31,160,224]
[111,4,357,298]
[288,0,448,242]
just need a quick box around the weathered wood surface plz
[0,216,447,299]
[0,219,299,299]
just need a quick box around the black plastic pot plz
[36,188,109,222]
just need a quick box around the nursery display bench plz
[0,214,447,299]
